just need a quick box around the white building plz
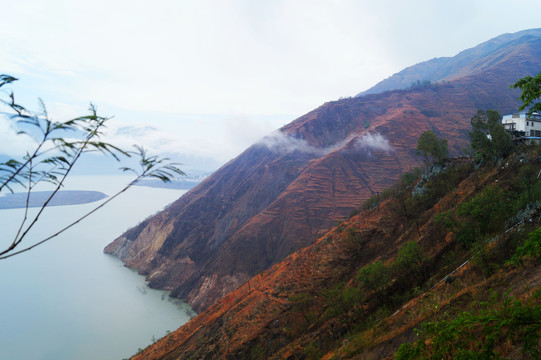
[502,112,541,137]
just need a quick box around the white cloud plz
[256,131,319,155]
[0,0,394,115]
[102,123,214,160]
[2,1,540,115]
[1,0,540,167]
[0,115,38,157]
[257,131,392,156]
[224,113,287,152]
[354,133,392,153]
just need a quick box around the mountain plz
[357,28,541,96]
[130,145,541,360]
[105,29,541,313]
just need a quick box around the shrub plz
[395,291,541,359]
[509,227,541,266]
[304,341,323,360]
[362,188,395,210]
[452,185,511,248]
[322,282,364,319]
[394,241,427,286]
[289,292,318,325]
[400,167,422,188]
[357,261,391,304]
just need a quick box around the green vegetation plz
[322,282,364,321]
[437,185,510,249]
[395,241,427,286]
[304,341,324,360]
[357,261,390,304]
[389,95,541,359]
[416,130,448,164]
[175,73,541,360]
[396,162,473,223]
[355,241,428,306]
[511,71,541,115]
[238,74,541,359]
[294,121,539,359]
[269,140,540,359]
[248,344,265,360]
[395,290,541,360]
[469,110,513,163]
[509,227,541,266]
[437,159,541,252]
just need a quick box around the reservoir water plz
[0,175,194,360]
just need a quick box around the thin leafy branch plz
[0,74,184,259]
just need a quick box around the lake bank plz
[0,175,193,360]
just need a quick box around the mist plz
[256,131,393,156]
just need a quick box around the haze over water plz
[0,176,194,360]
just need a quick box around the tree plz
[469,110,513,163]
[0,74,184,259]
[394,241,427,286]
[416,130,448,164]
[357,260,391,304]
[511,72,541,115]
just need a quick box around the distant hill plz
[105,29,541,314]
[356,28,541,96]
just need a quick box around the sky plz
[1,0,540,172]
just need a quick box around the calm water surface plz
[0,176,194,360]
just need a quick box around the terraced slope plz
[131,148,541,360]
[105,30,541,313]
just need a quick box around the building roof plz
[502,112,541,120]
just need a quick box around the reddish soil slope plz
[131,150,541,360]
[105,32,541,313]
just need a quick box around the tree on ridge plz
[416,130,448,165]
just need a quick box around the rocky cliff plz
[105,29,541,313]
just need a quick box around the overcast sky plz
[1,0,540,169]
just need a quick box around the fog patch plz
[354,133,392,152]
[0,114,39,157]
[257,131,392,156]
[224,114,283,155]
[256,131,322,155]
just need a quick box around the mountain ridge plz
[356,28,541,96]
[105,29,540,313]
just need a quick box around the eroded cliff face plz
[105,32,541,313]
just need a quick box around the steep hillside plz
[105,30,541,313]
[357,28,541,96]
[132,147,541,360]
